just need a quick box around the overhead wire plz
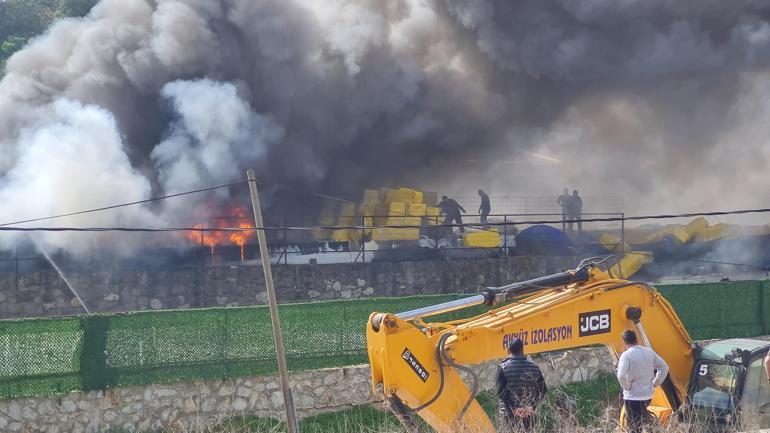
[2,204,770,232]
[0,179,250,227]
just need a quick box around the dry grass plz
[112,375,760,433]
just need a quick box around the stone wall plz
[0,256,577,319]
[0,346,612,433]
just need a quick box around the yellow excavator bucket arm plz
[366,262,694,433]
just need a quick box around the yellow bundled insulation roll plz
[403,216,423,227]
[644,224,687,244]
[358,204,375,217]
[384,188,424,204]
[331,203,358,243]
[607,252,653,279]
[362,189,380,206]
[667,225,689,244]
[407,203,426,216]
[362,216,374,236]
[389,202,406,215]
[373,205,389,226]
[598,233,630,253]
[372,228,420,241]
[425,207,441,225]
[463,229,501,248]
[314,201,338,240]
[683,217,709,242]
[696,223,729,242]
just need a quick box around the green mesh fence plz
[0,281,768,400]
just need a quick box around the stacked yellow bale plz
[644,217,727,244]
[331,203,359,242]
[385,188,424,205]
[464,229,501,248]
[373,200,421,241]
[607,252,653,279]
[597,233,630,253]
[425,207,441,225]
[358,204,375,237]
[362,189,379,205]
[695,223,729,241]
[314,200,338,240]
[407,202,426,217]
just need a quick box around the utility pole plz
[246,169,299,433]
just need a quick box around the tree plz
[0,35,29,74]
[0,0,97,77]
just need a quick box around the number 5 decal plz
[698,364,709,376]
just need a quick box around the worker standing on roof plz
[568,190,583,235]
[616,330,669,433]
[557,188,570,232]
[497,338,547,432]
[438,195,466,233]
[478,189,491,225]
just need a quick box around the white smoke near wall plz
[1,0,770,256]
[0,99,156,255]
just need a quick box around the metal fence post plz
[503,215,507,256]
[621,212,625,258]
[80,315,112,391]
[362,215,366,264]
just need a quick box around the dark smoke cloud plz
[1,0,770,253]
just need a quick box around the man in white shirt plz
[616,329,669,433]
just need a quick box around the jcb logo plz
[578,310,611,337]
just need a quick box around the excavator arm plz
[366,263,694,433]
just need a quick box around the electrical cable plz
[0,179,249,227]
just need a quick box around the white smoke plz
[0,99,155,256]
[1,0,770,256]
[152,79,283,196]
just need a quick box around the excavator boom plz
[366,264,694,433]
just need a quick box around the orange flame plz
[184,204,254,260]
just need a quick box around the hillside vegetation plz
[0,0,97,74]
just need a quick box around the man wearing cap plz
[496,338,547,432]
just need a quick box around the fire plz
[184,204,254,260]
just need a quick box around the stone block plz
[60,401,77,414]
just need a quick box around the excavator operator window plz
[740,356,770,429]
[691,362,739,414]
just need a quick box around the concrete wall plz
[0,346,612,433]
[0,256,577,319]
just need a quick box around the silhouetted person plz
[478,189,491,224]
[567,190,583,234]
[497,338,546,432]
[438,195,466,233]
[557,188,570,232]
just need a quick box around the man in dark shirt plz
[557,188,570,232]
[569,190,583,234]
[438,195,466,233]
[478,189,491,224]
[497,338,547,432]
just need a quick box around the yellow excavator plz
[366,260,770,432]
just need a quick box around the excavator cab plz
[683,339,770,432]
